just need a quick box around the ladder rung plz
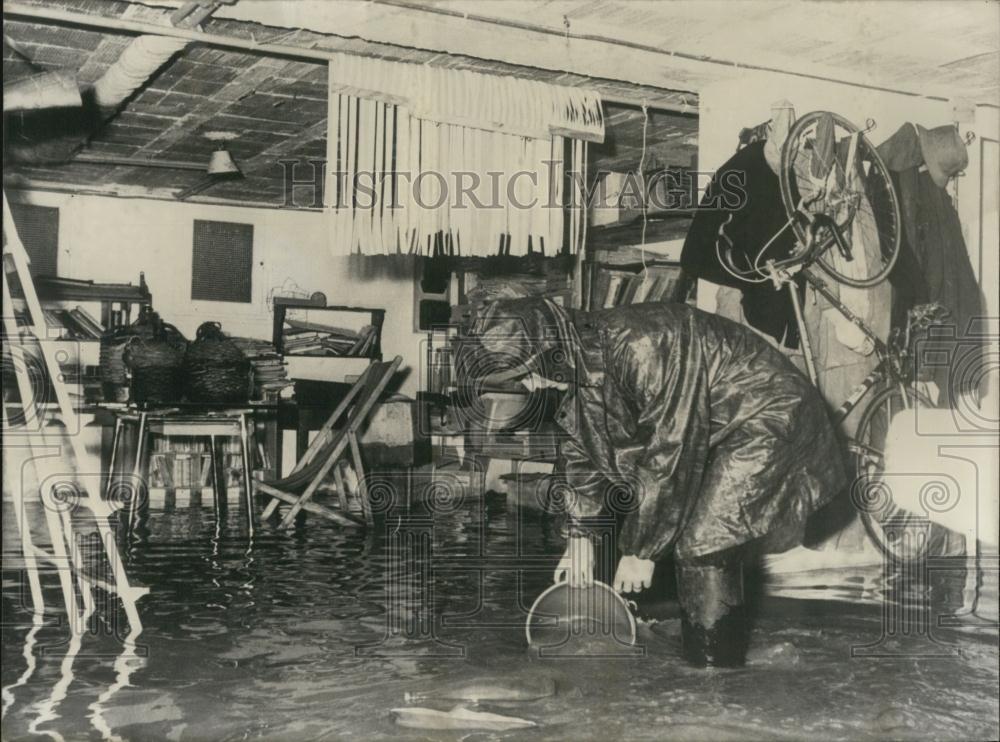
[23,548,149,598]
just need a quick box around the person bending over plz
[461,297,845,667]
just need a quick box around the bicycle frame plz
[762,257,915,420]
[717,200,854,287]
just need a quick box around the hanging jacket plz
[878,124,986,402]
[466,298,845,560]
[681,141,804,349]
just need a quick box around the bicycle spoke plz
[854,385,932,562]
[780,111,901,288]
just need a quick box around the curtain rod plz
[3,2,693,114]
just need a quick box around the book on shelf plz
[593,264,682,308]
[68,307,104,338]
[602,273,628,308]
[281,319,376,358]
[38,306,103,340]
[284,317,360,337]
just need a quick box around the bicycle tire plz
[853,384,934,562]
[779,111,902,289]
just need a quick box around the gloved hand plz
[554,535,594,587]
[614,554,655,593]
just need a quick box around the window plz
[8,203,59,277]
[191,220,253,303]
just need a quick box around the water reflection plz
[1,614,43,717]
[2,499,997,741]
[88,628,147,742]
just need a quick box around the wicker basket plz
[183,322,252,404]
[124,323,187,406]
[99,309,159,403]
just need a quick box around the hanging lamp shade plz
[207,148,240,176]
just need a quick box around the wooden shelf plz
[587,213,692,251]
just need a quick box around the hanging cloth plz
[323,56,601,258]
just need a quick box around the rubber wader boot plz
[676,551,747,667]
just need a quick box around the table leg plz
[210,435,226,519]
[105,417,123,501]
[207,436,227,523]
[264,413,280,481]
[296,423,309,464]
[239,414,255,535]
[127,412,148,535]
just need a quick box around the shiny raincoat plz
[467,298,845,560]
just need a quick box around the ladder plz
[2,191,147,637]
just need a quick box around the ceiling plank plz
[125,55,287,160]
[75,2,145,84]
[237,117,328,175]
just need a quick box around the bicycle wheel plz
[853,384,934,562]
[779,111,901,288]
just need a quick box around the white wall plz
[12,190,422,395]
[956,105,1000,330]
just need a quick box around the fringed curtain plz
[324,55,602,257]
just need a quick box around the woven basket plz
[183,322,251,404]
[99,309,159,402]
[124,323,187,405]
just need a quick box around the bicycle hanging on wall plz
[717,110,945,563]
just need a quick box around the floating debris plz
[390,706,538,731]
[404,674,555,703]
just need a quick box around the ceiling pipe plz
[2,1,691,112]
[92,35,191,112]
[2,71,82,112]
[3,33,192,164]
[4,1,229,166]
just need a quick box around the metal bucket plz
[525,580,637,655]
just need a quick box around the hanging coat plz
[681,141,805,349]
[466,298,845,560]
[878,123,986,403]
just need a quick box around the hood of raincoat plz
[459,297,585,388]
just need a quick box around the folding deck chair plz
[256,356,402,528]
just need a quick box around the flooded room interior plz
[2,1,998,740]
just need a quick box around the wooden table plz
[103,404,276,535]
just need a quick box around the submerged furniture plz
[257,356,402,528]
[106,405,266,534]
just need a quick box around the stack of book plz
[148,436,244,490]
[282,317,377,357]
[231,336,294,398]
[40,305,104,340]
[591,264,683,308]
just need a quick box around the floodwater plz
[2,491,998,742]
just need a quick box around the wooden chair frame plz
[256,356,402,528]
